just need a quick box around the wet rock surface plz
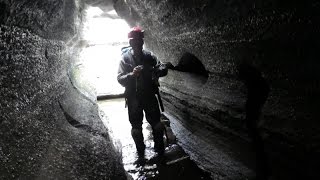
[0,1,127,179]
[115,0,320,179]
[2,0,320,179]
[98,98,212,180]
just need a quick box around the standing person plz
[239,63,271,180]
[117,27,169,159]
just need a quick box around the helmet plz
[128,26,144,39]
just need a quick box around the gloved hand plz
[133,65,143,77]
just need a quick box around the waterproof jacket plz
[117,48,168,98]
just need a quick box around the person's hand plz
[132,65,143,77]
[164,62,174,69]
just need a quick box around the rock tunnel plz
[1,0,320,179]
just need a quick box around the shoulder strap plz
[121,46,136,66]
[121,46,131,55]
[142,50,157,66]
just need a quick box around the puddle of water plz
[98,98,160,179]
[98,98,213,180]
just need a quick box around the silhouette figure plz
[117,27,170,160]
[238,63,270,180]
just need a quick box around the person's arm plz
[117,58,135,87]
[117,57,142,87]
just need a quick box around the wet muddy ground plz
[98,98,212,180]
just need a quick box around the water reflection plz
[98,99,213,180]
[98,99,159,179]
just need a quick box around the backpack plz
[121,46,131,55]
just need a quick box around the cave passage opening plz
[78,6,168,179]
[76,6,213,180]
[79,6,130,96]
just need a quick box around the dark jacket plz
[117,48,168,98]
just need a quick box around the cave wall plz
[0,0,127,179]
[115,0,320,179]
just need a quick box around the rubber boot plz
[152,122,165,155]
[131,128,145,157]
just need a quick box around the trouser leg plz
[152,122,165,155]
[127,97,145,156]
[131,128,145,156]
[144,96,164,154]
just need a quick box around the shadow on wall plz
[170,52,209,78]
[238,63,271,180]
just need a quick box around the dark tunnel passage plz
[1,0,320,180]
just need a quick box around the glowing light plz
[80,6,131,95]
[86,7,103,17]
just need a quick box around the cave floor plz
[98,98,212,180]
